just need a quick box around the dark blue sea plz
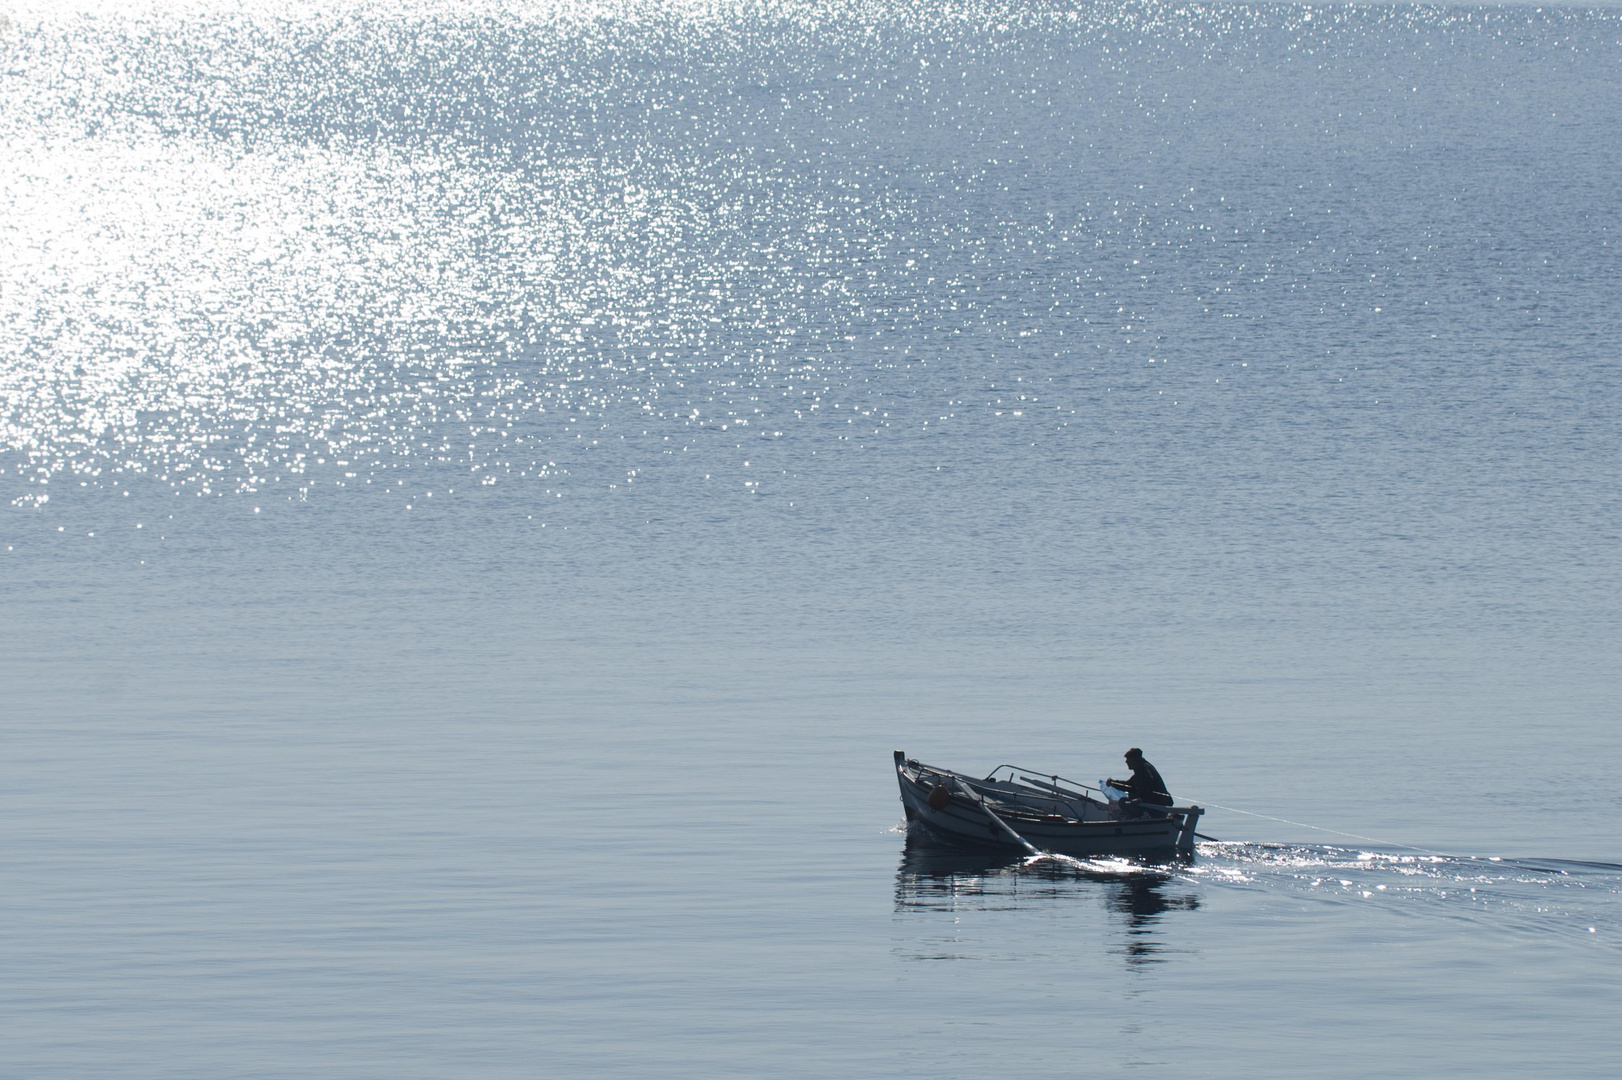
[3,1,1620,1075]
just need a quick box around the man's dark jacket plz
[1127,759,1174,806]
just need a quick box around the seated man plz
[1106,747,1174,810]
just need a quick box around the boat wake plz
[1188,841,1622,945]
[895,829,1622,947]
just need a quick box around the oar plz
[952,779,1042,857]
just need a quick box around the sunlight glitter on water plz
[14,0,1611,514]
[2,1,923,506]
[0,123,850,502]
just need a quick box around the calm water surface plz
[3,1,1620,1075]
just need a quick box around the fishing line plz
[1183,797,1462,859]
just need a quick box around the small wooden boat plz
[894,750,1203,857]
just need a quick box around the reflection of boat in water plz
[895,832,1199,962]
[895,832,1031,905]
[894,750,1204,857]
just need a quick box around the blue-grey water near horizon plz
[3,0,1620,1074]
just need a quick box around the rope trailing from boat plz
[1185,799,1454,858]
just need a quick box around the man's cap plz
[1125,747,1143,760]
